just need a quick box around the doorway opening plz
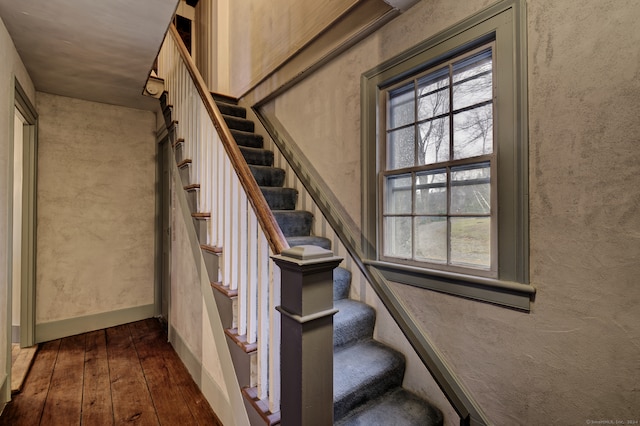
[9,80,38,395]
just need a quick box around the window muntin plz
[381,44,496,275]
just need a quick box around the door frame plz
[13,79,38,348]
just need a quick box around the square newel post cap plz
[273,245,342,318]
[271,245,343,269]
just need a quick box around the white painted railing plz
[157,25,285,413]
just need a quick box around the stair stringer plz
[249,102,491,425]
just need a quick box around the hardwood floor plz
[0,319,223,426]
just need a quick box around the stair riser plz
[174,140,185,164]
[225,334,257,389]
[334,363,404,420]
[232,130,264,149]
[274,212,313,237]
[192,217,208,243]
[179,163,191,186]
[223,115,255,132]
[202,250,220,283]
[261,188,297,210]
[333,268,351,301]
[186,188,199,213]
[249,166,285,187]
[217,102,246,119]
[240,148,274,167]
[333,302,375,348]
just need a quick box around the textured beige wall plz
[227,0,359,96]
[0,16,35,403]
[36,93,156,324]
[268,0,640,423]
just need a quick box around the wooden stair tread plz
[242,387,281,426]
[224,328,257,353]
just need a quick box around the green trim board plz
[368,260,533,311]
[361,0,531,310]
[35,304,155,343]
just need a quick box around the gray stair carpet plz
[213,93,443,425]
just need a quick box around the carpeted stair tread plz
[333,267,351,300]
[249,165,285,187]
[335,388,444,426]
[260,187,297,210]
[273,210,313,237]
[239,146,274,167]
[334,340,405,421]
[286,235,331,250]
[217,101,246,118]
[334,299,375,348]
[231,129,264,148]
[223,114,255,132]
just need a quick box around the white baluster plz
[257,230,269,400]
[269,259,281,413]
[247,212,258,345]
[237,191,248,336]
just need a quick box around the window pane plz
[450,217,491,268]
[416,170,447,214]
[451,164,491,214]
[418,117,450,165]
[417,67,449,121]
[453,104,493,159]
[415,217,447,263]
[389,85,415,128]
[384,216,412,258]
[452,50,492,111]
[385,174,412,214]
[387,127,415,169]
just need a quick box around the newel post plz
[272,245,343,426]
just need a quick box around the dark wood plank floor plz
[0,319,223,426]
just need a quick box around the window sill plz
[364,259,535,311]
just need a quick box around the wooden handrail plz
[167,24,289,255]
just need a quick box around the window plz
[361,0,534,310]
[382,45,496,276]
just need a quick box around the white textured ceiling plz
[0,0,178,110]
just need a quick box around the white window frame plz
[361,0,534,310]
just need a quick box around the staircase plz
[213,93,444,425]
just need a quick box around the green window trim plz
[361,0,533,310]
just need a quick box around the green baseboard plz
[35,304,155,343]
[168,324,235,426]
